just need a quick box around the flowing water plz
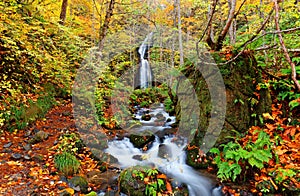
[105,104,223,196]
[138,32,153,89]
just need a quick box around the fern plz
[210,130,273,182]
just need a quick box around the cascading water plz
[105,104,223,196]
[138,32,153,88]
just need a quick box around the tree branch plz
[220,27,300,65]
[274,0,300,91]
[238,8,274,50]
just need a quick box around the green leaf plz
[210,147,220,155]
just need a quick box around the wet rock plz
[158,144,172,159]
[141,114,151,121]
[11,153,22,160]
[129,132,155,149]
[132,155,144,161]
[155,113,166,122]
[28,131,49,144]
[69,176,89,193]
[156,128,177,140]
[3,142,12,148]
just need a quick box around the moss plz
[119,166,150,196]
[69,176,89,193]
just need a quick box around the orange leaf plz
[166,181,172,193]
[156,174,167,179]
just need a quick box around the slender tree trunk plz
[98,0,115,53]
[215,0,236,50]
[59,0,68,25]
[228,0,236,44]
[176,0,184,65]
[274,0,300,91]
[206,0,217,49]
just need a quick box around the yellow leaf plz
[63,188,75,195]
[263,113,274,120]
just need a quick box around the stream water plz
[105,104,223,196]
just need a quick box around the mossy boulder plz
[174,50,271,154]
[129,131,155,149]
[119,166,189,196]
[119,166,149,196]
[69,176,89,193]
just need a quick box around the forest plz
[0,0,299,195]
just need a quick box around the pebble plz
[23,144,31,151]
[11,153,22,160]
[3,142,12,148]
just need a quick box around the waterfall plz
[138,32,153,88]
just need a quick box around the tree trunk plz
[215,0,236,51]
[228,0,236,44]
[176,0,184,65]
[206,0,217,49]
[98,0,115,53]
[59,0,68,25]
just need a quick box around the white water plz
[138,33,153,88]
[104,104,223,196]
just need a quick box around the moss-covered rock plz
[129,131,155,149]
[119,166,149,196]
[69,176,89,193]
[175,50,271,151]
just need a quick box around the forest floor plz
[0,99,299,196]
[0,99,102,195]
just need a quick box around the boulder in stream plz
[129,131,155,149]
[158,144,172,160]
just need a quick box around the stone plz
[91,148,118,165]
[156,128,177,140]
[129,132,155,149]
[23,144,31,151]
[11,153,22,160]
[86,170,118,191]
[155,113,166,122]
[3,142,12,148]
[24,155,31,160]
[69,176,89,193]
[158,144,172,160]
[141,114,151,121]
[132,155,144,161]
[118,166,149,196]
[28,131,49,144]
